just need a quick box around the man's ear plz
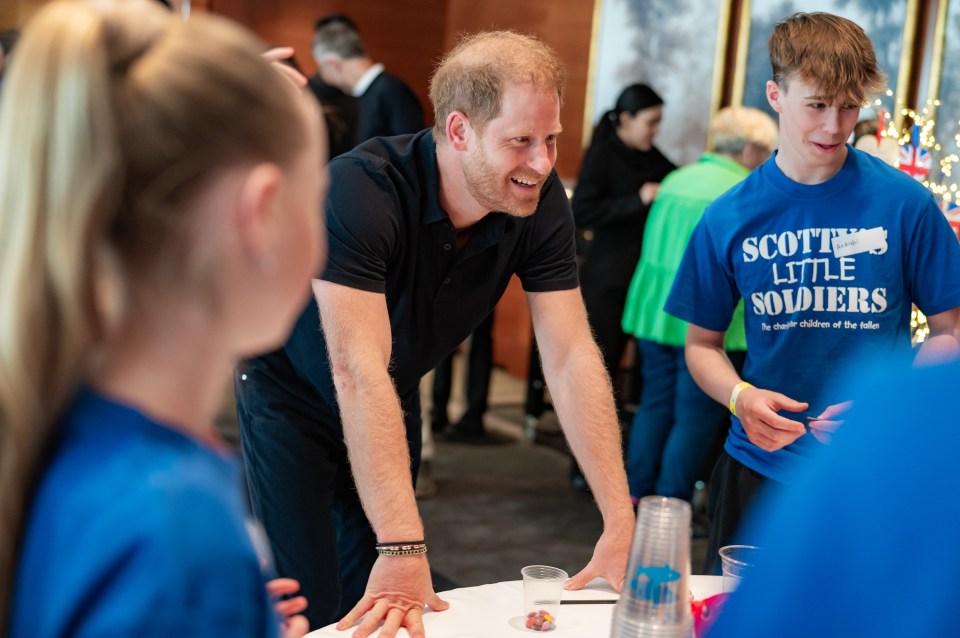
[318,53,341,70]
[766,80,784,113]
[235,163,283,257]
[316,53,343,82]
[445,111,471,152]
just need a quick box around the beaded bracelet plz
[375,541,427,556]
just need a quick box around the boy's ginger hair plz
[769,12,886,106]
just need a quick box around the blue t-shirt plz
[666,147,960,482]
[11,389,278,637]
[706,356,960,637]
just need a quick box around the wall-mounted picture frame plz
[584,0,732,167]
[733,0,918,128]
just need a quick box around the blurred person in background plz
[312,14,423,143]
[0,1,326,635]
[307,15,358,158]
[570,82,676,488]
[430,311,494,441]
[0,28,18,97]
[621,107,777,510]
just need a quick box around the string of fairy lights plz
[866,89,960,344]
[881,98,959,195]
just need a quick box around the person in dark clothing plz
[265,37,357,160]
[430,311,494,439]
[569,83,676,487]
[306,15,359,158]
[306,74,358,158]
[311,16,423,143]
[0,29,17,98]
[573,83,676,403]
[235,31,635,636]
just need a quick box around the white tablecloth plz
[307,575,723,637]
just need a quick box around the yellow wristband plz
[729,381,753,416]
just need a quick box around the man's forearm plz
[541,342,633,527]
[914,308,960,366]
[333,367,424,541]
[316,280,424,542]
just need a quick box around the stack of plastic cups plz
[610,496,693,638]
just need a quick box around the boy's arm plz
[914,308,960,366]
[685,324,807,452]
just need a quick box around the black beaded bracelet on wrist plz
[375,540,427,556]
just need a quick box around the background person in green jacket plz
[620,106,778,504]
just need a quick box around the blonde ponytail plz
[0,1,309,629]
[0,7,127,627]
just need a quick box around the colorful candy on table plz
[525,610,555,631]
[519,589,726,633]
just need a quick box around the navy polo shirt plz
[241,129,578,433]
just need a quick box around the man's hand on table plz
[337,554,449,638]
[563,518,634,592]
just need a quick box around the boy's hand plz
[806,400,854,445]
[735,386,807,451]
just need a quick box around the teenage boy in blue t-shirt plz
[666,11,960,573]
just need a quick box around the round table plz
[308,575,723,637]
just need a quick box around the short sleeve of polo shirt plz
[515,175,580,293]
[320,155,400,294]
[665,213,740,332]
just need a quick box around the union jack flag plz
[897,124,931,181]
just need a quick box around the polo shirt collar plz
[418,133,448,225]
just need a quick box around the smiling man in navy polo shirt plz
[235,31,634,638]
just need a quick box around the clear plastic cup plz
[521,564,567,631]
[610,496,693,638]
[718,545,761,592]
